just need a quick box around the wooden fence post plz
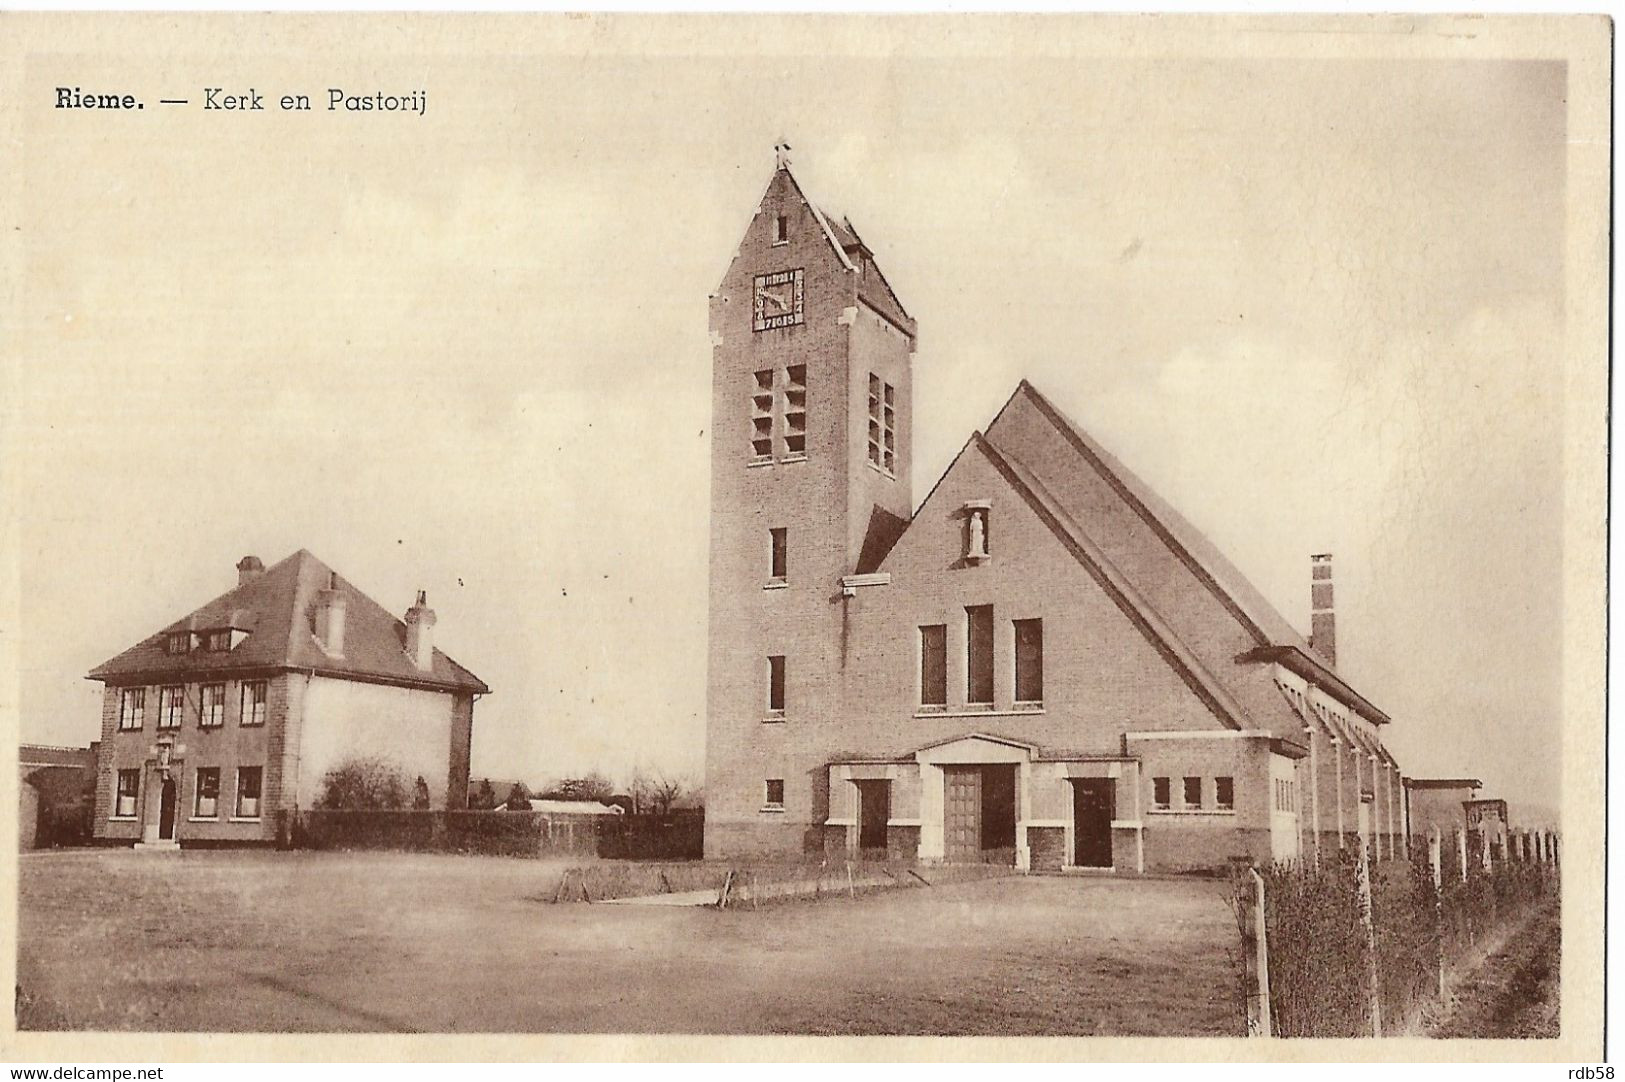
[1428,828,1445,998]
[1357,836,1382,1037]
[1239,867,1272,1036]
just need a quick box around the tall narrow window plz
[1013,619,1043,705]
[767,655,786,716]
[772,215,788,244]
[118,687,145,731]
[115,769,140,818]
[750,369,774,460]
[765,779,785,808]
[1184,776,1203,809]
[919,624,947,708]
[158,685,184,730]
[783,365,806,457]
[966,605,994,706]
[867,374,896,474]
[241,680,267,727]
[236,767,263,819]
[1216,776,1235,811]
[200,683,226,728]
[194,767,220,817]
[769,527,787,582]
[1153,776,1171,810]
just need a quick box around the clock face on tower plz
[753,268,805,332]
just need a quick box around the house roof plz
[86,549,489,694]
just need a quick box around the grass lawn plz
[18,849,1243,1035]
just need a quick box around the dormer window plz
[204,630,233,652]
[772,215,788,244]
[961,501,991,563]
[165,631,192,655]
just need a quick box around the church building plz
[704,150,1407,873]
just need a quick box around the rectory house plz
[704,149,1408,872]
[89,550,489,848]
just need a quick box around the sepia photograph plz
[1,11,1609,1062]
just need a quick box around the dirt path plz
[1427,899,1560,1039]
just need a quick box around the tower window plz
[772,215,788,244]
[1153,777,1171,810]
[1184,776,1203,809]
[750,370,774,460]
[966,605,994,706]
[1013,619,1043,706]
[783,365,806,457]
[867,373,896,474]
[769,527,787,582]
[765,779,785,808]
[767,655,786,716]
[919,624,947,708]
[1216,776,1235,811]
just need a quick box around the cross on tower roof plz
[774,140,792,170]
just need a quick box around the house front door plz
[158,778,177,841]
[943,766,982,863]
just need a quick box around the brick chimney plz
[236,555,265,586]
[1309,553,1336,667]
[405,590,436,671]
[313,572,347,657]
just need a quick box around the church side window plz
[919,625,947,709]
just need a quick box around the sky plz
[10,37,1571,814]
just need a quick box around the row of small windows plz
[750,365,807,461]
[167,629,237,655]
[1152,775,1236,812]
[118,681,268,731]
[114,765,261,820]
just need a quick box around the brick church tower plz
[705,147,918,857]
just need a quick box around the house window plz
[236,766,263,819]
[919,624,947,708]
[118,687,145,730]
[772,215,788,244]
[1183,776,1202,809]
[751,369,774,460]
[165,631,191,655]
[115,769,140,818]
[765,779,785,808]
[767,655,786,716]
[241,680,267,727]
[194,767,220,818]
[769,527,787,582]
[1216,776,1235,811]
[867,374,895,474]
[204,630,232,652]
[157,685,184,730]
[1153,776,1171,810]
[1013,618,1043,706]
[200,683,226,728]
[966,605,994,706]
[783,365,806,457]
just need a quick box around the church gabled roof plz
[886,379,1391,745]
[87,549,489,694]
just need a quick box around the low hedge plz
[285,808,704,860]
